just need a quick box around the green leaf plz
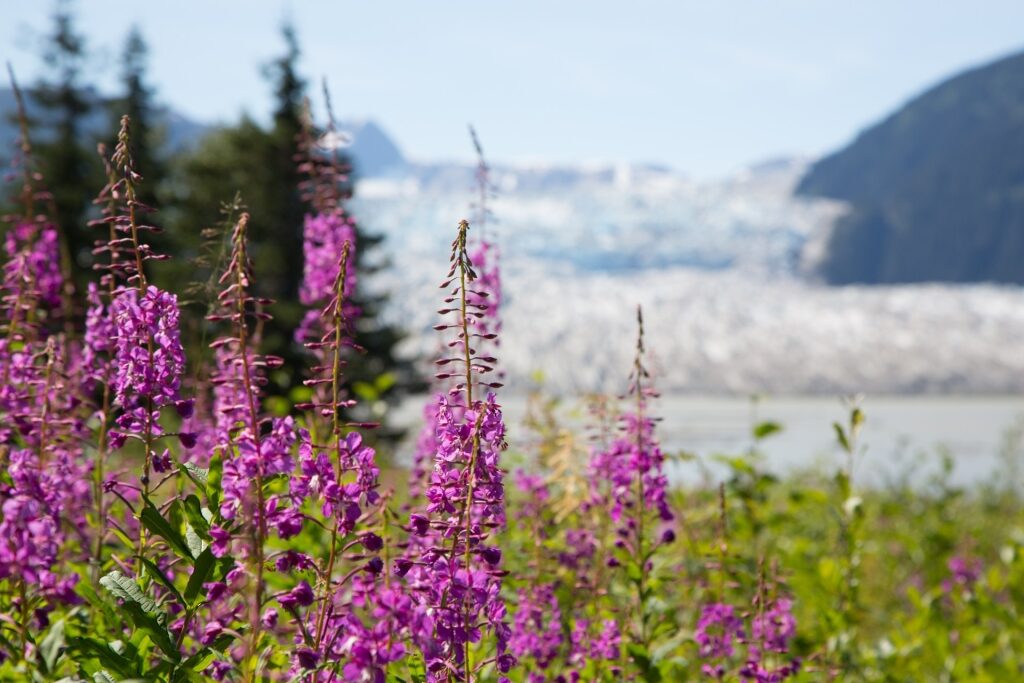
[67,637,138,678]
[38,618,65,673]
[180,462,208,488]
[140,500,194,559]
[352,380,378,402]
[182,647,217,672]
[288,385,313,403]
[264,395,291,417]
[100,571,158,614]
[122,601,180,661]
[185,524,206,558]
[375,372,396,393]
[182,495,211,539]
[753,421,782,440]
[139,557,184,606]
[851,407,865,429]
[405,650,427,683]
[185,549,216,606]
[208,450,224,511]
[627,643,661,682]
[711,454,755,474]
[833,422,850,453]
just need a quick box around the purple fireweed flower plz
[592,619,622,660]
[275,549,316,573]
[740,658,802,682]
[0,443,88,618]
[696,603,745,677]
[3,222,63,316]
[406,392,513,678]
[209,525,231,558]
[567,618,621,674]
[278,580,315,609]
[220,416,296,522]
[300,212,357,307]
[81,283,114,387]
[328,582,413,679]
[0,494,59,584]
[559,528,597,570]
[289,427,377,534]
[209,344,260,439]
[110,285,185,409]
[404,221,513,680]
[296,211,359,343]
[510,583,563,669]
[205,661,232,680]
[751,599,796,657]
[943,555,984,594]
[589,410,673,526]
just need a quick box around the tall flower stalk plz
[206,212,291,679]
[405,220,512,683]
[0,67,86,668]
[410,127,501,505]
[102,117,192,571]
[83,142,125,580]
[581,306,674,673]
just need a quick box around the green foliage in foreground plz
[9,395,1022,681]
[492,398,1024,682]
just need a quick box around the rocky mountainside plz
[797,50,1024,284]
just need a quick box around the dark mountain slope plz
[797,50,1024,284]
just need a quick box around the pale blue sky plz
[4,1,1024,176]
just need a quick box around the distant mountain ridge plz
[0,87,406,179]
[0,86,208,154]
[796,49,1024,284]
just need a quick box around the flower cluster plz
[404,220,513,681]
[300,212,358,308]
[695,599,801,681]
[696,603,746,678]
[2,222,62,317]
[567,619,622,677]
[510,583,563,672]
[110,285,185,409]
[946,555,983,590]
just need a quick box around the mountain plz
[0,87,405,177]
[0,85,211,155]
[796,49,1024,284]
[342,119,406,176]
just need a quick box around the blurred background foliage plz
[1,1,423,452]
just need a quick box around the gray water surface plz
[394,394,1024,489]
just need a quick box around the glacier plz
[352,158,1024,395]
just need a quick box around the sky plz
[4,1,1024,177]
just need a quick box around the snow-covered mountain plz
[350,147,1024,396]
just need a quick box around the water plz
[394,394,1024,488]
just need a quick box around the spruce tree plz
[111,26,163,209]
[262,22,306,301]
[165,24,422,449]
[31,0,98,274]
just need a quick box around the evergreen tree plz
[110,26,164,209]
[31,0,99,274]
[164,23,307,340]
[262,22,306,301]
[164,24,422,449]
